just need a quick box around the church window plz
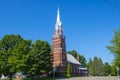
[54,43,57,48]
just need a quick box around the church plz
[52,7,87,76]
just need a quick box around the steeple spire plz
[56,6,61,26]
[53,6,63,38]
[57,6,61,23]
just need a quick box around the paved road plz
[57,76,118,80]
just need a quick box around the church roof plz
[67,54,80,65]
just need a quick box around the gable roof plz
[67,54,80,65]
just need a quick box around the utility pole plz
[117,67,119,80]
[53,65,56,80]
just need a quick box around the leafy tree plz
[0,34,31,80]
[67,50,77,59]
[79,55,87,67]
[0,34,52,80]
[93,57,104,76]
[26,40,52,80]
[107,29,120,71]
[87,57,104,76]
[87,58,94,75]
[111,64,117,76]
[66,62,71,77]
[98,58,104,76]
[8,40,31,72]
[0,51,2,77]
[93,57,99,76]
[104,62,111,76]
[67,50,87,67]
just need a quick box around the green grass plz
[23,77,55,80]
[0,77,55,80]
[0,78,16,80]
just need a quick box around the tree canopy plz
[26,40,52,79]
[0,34,52,80]
[87,56,113,76]
[87,57,105,76]
[104,62,112,76]
[0,34,28,80]
[107,29,120,71]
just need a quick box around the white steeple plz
[53,6,63,38]
[55,6,62,30]
[56,6,61,25]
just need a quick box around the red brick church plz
[52,7,87,76]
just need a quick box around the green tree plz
[0,34,30,80]
[79,55,87,67]
[0,50,2,77]
[67,50,77,59]
[93,57,104,76]
[26,40,52,80]
[66,62,71,77]
[93,57,99,76]
[98,58,104,76]
[111,64,117,76]
[107,29,120,71]
[104,62,111,76]
[67,50,87,67]
[9,40,31,72]
[87,57,104,76]
[87,58,94,76]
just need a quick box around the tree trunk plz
[9,73,12,80]
[31,75,34,80]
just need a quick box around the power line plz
[104,0,120,11]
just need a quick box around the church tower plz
[52,7,67,74]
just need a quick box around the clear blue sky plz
[0,0,120,64]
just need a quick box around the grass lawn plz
[23,77,55,80]
[1,77,55,80]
